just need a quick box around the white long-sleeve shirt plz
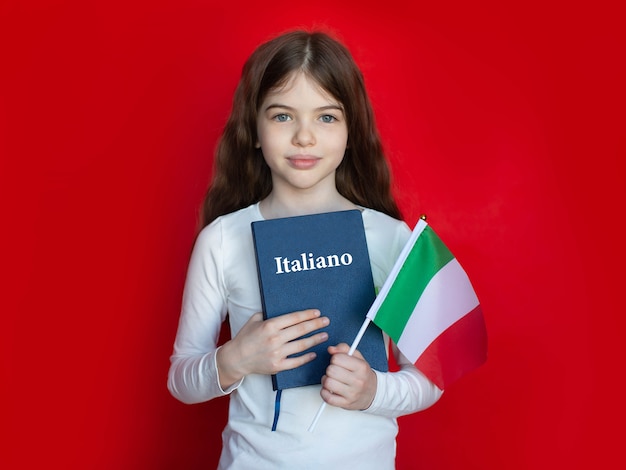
[168,203,442,469]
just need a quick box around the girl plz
[168,30,443,469]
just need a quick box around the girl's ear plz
[255,142,261,149]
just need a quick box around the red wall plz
[2,1,624,468]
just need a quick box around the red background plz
[1,1,624,468]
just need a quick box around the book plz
[251,209,388,391]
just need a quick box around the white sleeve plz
[364,342,443,417]
[167,221,243,404]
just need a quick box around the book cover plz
[251,209,388,391]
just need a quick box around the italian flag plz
[367,218,487,390]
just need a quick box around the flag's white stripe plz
[396,258,480,362]
[367,219,428,320]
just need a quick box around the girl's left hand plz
[320,343,377,410]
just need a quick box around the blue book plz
[251,210,388,391]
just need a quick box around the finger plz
[280,315,330,343]
[322,375,345,394]
[283,331,329,357]
[320,387,346,407]
[328,343,350,355]
[321,376,349,403]
[279,350,318,371]
[269,309,322,329]
[328,347,367,372]
[325,362,353,385]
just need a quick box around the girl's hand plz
[320,343,377,410]
[216,309,329,389]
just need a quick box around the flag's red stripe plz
[414,305,487,389]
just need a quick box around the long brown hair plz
[200,30,401,228]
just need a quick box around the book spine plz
[251,224,269,320]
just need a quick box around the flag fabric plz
[367,218,487,390]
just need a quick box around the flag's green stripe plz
[373,226,454,343]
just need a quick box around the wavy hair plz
[200,30,401,228]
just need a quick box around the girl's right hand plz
[216,309,329,389]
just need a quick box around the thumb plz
[328,343,351,355]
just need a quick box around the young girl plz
[168,30,443,469]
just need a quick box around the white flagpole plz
[307,317,372,433]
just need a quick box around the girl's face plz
[256,71,348,197]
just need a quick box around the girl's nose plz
[292,122,315,147]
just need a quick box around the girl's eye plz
[320,115,337,123]
[273,114,291,122]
